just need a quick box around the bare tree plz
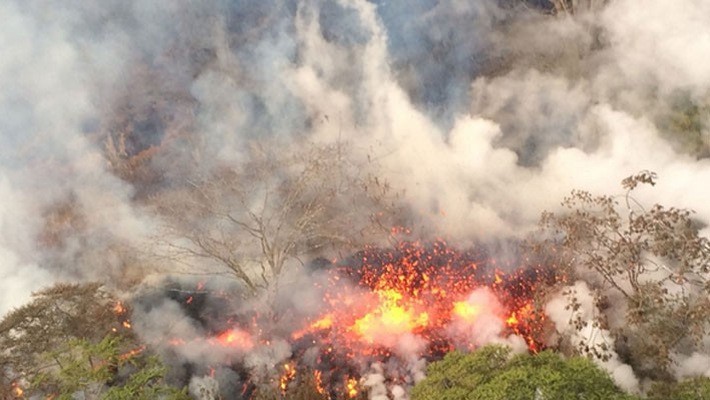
[152,140,404,294]
[533,171,710,378]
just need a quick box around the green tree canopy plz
[411,345,638,400]
[0,282,187,399]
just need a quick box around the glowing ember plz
[214,328,254,350]
[352,289,429,344]
[119,346,146,361]
[11,382,23,398]
[452,301,481,322]
[505,302,544,352]
[292,314,335,340]
[152,241,558,397]
[313,370,326,395]
[279,362,296,393]
[113,301,126,315]
[346,377,359,398]
[506,313,519,326]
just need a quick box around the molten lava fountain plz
[138,241,557,399]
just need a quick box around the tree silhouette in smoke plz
[153,141,404,293]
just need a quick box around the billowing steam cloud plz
[2,0,710,397]
[546,281,640,393]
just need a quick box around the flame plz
[214,328,254,350]
[346,377,358,398]
[313,370,326,395]
[11,382,23,398]
[113,301,126,315]
[506,313,519,326]
[279,362,296,393]
[285,242,549,360]
[505,301,543,351]
[160,241,555,396]
[352,289,428,343]
[112,300,133,332]
[119,346,145,361]
[452,301,481,322]
[311,314,334,330]
[292,314,334,339]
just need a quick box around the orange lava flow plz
[214,328,254,350]
[352,289,429,344]
[288,241,551,357]
[452,300,481,322]
[160,240,560,397]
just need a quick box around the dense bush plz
[411,345,638,400]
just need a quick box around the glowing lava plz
[214,328,254,350]
[157,241,558,397]
[452,300,481,322]
[279,362,296,393]
[352,289,429,344]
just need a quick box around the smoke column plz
[2,0,710,395]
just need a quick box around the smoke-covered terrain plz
[1,0,709,398]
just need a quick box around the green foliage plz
[32,336,122,397]
[411,345,638,400]
[411,346,510,400]
[648,376,710,400]
[0,282,187,399]
[102,357,190,400]
[32,335,188,400]
[0,283,120,357]
[659,92,710,158]
[0,283,128,397]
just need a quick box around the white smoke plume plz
[189,375,220,400]
[3,0,710,397]
[447,287,528,351]
[546,281,640,393]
